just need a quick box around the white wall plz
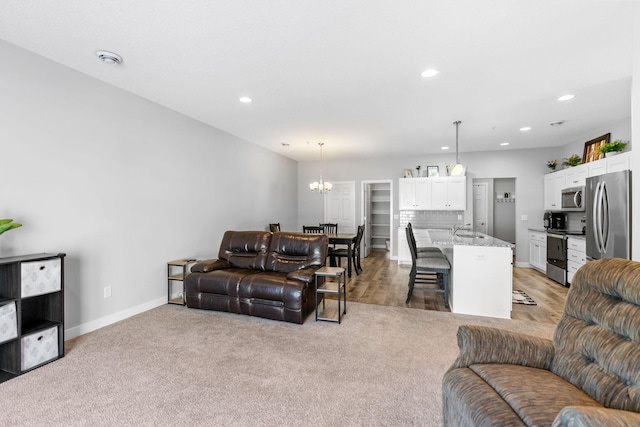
[299,147,558,263]
[0,40,298,337]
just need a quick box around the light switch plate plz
[521,215,528,221]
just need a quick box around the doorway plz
[472,178,516,243]
[361,180,393,258]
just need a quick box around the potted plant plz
[598,140,627,157]
[0,219,22,236]
[563,154,582,167]
[547,159,558,171]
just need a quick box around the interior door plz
[473,183,488,234]
[324,181,356,234]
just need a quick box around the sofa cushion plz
[470,364,602,426]
[266,232,327,273]
[217,231,272,270]
[238,272,305,309]
[187,268,261,297]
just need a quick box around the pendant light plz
[309,142,332,193]
[451,120,465,176]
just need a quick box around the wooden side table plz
[167,259,197,305]
[314,266,347,323]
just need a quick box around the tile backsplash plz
[399,210,463,229]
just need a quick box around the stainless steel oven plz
[547,232,567,286]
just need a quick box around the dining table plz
[327,233,358,278]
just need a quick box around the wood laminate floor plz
[339,249,568,324]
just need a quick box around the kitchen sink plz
[456,232,485,239]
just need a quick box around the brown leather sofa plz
[185,230,327,324]
[442,258,640,426]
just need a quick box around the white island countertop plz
[426,229,514,248]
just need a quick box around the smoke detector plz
[96,51,122,65]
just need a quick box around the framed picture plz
[403,169,413,178]
[583,133,610,163]
[427,166,439,177]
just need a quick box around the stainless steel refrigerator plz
[586,170,631,260]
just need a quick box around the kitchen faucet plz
[452,223,471,235]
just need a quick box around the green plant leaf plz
[0,219,14,225]
[0,221,22,236]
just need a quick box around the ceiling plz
[0,0,634,162]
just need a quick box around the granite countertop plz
[528,227,548,233]
[426,229,515,248]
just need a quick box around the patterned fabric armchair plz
[442,258,640,426]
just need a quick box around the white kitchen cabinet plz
[398,178,430,210]
[528,230,547,272]
[588,152,632,177]
[543,171,566,211]
[429,177,466,210]
[564,164,588,187]
[566,237,586,285]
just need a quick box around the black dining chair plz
[319,223,338,234]
[269,223,281,232]
[405,223,450,307]
[330,224,365,275]
[302,225,324,234]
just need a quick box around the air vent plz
[96,51,122,65]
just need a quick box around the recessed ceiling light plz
[96,50,122,65]
[441,146,449,150]
[558,94,575,101]
[519,127,531,132]
[239,97,252,103]
[500,142,510,146]
[421,69,440,78]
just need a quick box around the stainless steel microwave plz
[561,186,585,211]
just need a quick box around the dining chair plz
[269,223,281,232]
[302,225,324,234]
[319,223,338,234]
[405,222,450,307]
[329,224,365,275]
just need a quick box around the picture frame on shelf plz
[427,166,439,177]
[583,133,610,163]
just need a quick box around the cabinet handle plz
[39,266,46,270]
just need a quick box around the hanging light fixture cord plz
[453,120,461,164]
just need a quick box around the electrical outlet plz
[104,286,112,298]
[521,215,528,221]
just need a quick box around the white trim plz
[64,296,167,340]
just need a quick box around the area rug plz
[513,289,537,305]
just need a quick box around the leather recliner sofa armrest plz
[552,406,640,426]
[286,267,319,285]
[191,259,231,273]
[447,325,554,372]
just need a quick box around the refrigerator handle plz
[593,182,603,254]
[601,181,609,254]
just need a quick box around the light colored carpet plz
[0,302,556,426]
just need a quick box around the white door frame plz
[361,179,393,259]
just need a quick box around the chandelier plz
[309,142,332,193]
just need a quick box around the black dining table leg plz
[347,243,352,277]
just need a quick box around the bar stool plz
[405,223,450,307]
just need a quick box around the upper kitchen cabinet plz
[429,177,467,210]
[544,171,566,210]
[589,151,632,176]
[564,163,588,187]
[398,176,466,211]
[398,178,430,210]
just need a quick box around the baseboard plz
[515,261,532,268]
[64,296,167,340]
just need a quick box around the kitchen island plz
[401,227,514,319]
